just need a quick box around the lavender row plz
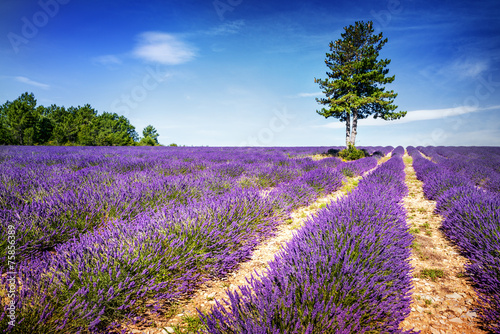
[0,146,382,269]
[416,146,500,193]
[0,148,332,268]
[0,149,380,333]
[201,149,414,333]
[408,146,500,333]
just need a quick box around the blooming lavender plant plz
[201,151,415,333]
[408,146,500,333]
[0,145,358,333]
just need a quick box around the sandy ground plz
[399,153,485,334]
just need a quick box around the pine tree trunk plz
[351,109,358,146]
[345,112,351,147]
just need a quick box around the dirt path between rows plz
[400,153,485,334]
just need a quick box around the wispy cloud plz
[320,105,500,128]
[132,32,196,65]
[451,57,489,79]
[420,55,491,84]
[288,92,323,98]
[205,20,245,36]
[92,55,122,66]
[14,76,50,89]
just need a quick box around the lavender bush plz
[0,146,383,333]
[201,149,415,333]
[408,146,500,333]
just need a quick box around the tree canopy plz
[141,125,159,145]
[0,92,159,146]
[315,21,406,147]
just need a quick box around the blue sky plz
[1,0,499,146]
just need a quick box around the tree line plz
[0,92,160,146]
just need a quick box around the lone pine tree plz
[315,21,406,147]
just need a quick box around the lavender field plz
[0,146,499,333]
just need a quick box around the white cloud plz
[15,76,50,89]
[288,92,323,98]
[133,32,196,65]
[419,56,490,85]
[451,57,489,79]
[92,55,122,65]
[206,20,245,36]
[320,105,500,128]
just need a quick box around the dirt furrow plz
[400,153,485,334]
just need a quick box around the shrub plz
[338,144,366,161]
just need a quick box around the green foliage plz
[142,125,159,144]
[0,92,140,146]
[177,314,206,332]
[139,136,157,146]
[169,143,178,147]
[338,144,366,161]
[341,167,355,177]
[420,268,445,281]
[0,92,38,145]
[409,228,420,234]
[315,21,406,146]
[340,178,359,193]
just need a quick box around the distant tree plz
[142,125,159,145]
[51,106,80,144]
[0,93,140,146]
[0,92,38,145]
[92,112,138,146]
[139,136,156,146]
[34,108,54,145]
[315,21,406,147]
[0,104,11,145]
[114,114,139,144]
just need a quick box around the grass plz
[410,241,432,260]
[340,178,360,194]
[173,313,206,333]
[411,241,421,252]
[183,314,205,332]
[420,268,445,281]
[403,156,413,164]
[378,156,391,164]
[419,222,432,236]
[409,227,420,234]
